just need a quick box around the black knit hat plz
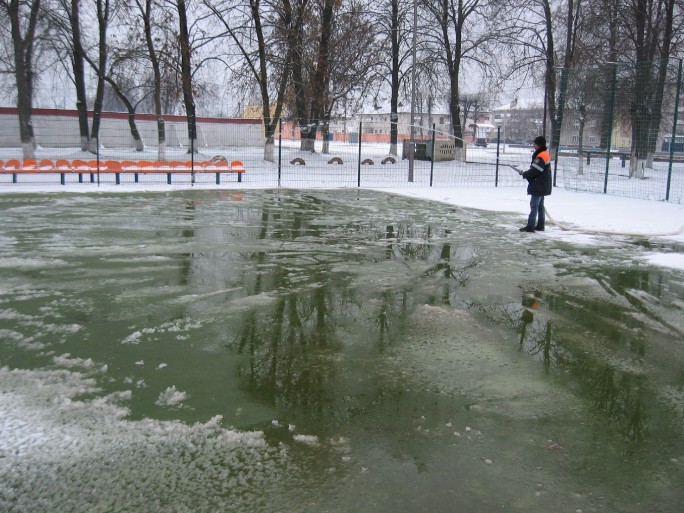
[533,136,546,147]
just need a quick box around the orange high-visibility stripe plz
[538,150,551,164]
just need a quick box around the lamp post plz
[408,0,417,182]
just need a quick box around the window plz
[588,136,596,143]
[439,117,445,124]
[572,136,578,143]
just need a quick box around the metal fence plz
[1,59,683,205]
[0,120,536,190]
[555,59,684,203]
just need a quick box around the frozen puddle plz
[0,190,683,512]
[0,367,294,513]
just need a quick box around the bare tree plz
[43,0,97,151]
[375,0,413,155]
[83,40,148,152]
[70,0,90,150]
[320,0,382,154]
[86,0,112,153]
[133,0,168,158]
[459,91,489,137]
[204,0,305,162]
[583,0,682,176]
[1,0,42,159]
[621,0,679,176]
[175,0,197,151]
[422,0,499,157]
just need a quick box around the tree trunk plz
[88,0,109,154]
[449,73,464,159]
[176,0,196,153]
[542,0,557,152]
[437,0,464,160]
[321,122,330,154]
[599,0,619,151]
[290,12,310,152]
[389,0,400,156]
[599,66,614,151]
[646,0,675,168]
[578,117,585,175]
[103,75,144,151]
[264,136,275,162]
[138,0,165,159]
[70,0,90,151]
[630,61,651,178]
[6,0,40,159]
[301,126,317,152]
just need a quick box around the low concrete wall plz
[0,108,263,149]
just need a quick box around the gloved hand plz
[511,165,524,175]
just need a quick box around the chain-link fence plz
[1,59,682,204]
[0,117,534,190]
[556,59,684,203]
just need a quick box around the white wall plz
[0,109,264,149]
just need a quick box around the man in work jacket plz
[515,135,553,232]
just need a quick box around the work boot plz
[535,225,545,231]
[519,226,535,232]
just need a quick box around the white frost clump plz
[292,434,319,446]
[122,331,142,344]
[53,353,96,369]
[0,367,294,512]
[155,386,189,406]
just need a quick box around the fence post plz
[190,107,196,186]
[553,66,568,187]
[96,133,100,186]
[357,121,362,187]
[666,59,682,202]
[603,63,618,194]
[429,123,436,187]
[278,120,282,188]
[495,126,501,187]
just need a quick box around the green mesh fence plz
[1,60,682,204]
[0,118,532,190]
[556,59,684,203]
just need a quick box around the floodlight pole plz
[603,62,618,194]
[408,0,417,183]
[666,59,682,201]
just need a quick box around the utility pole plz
[408,0,417,182]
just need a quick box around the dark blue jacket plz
[522,148,552,196]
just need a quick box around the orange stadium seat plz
[170,160,190,172]
[230,160,245,173]
[120,160,138,172]
[193,160,209,171]
[72,159,90,171]
[137,160,156,173]
[5,159,21,172]
[39,159,54,171]
[55,159,71,171]
[22,159,38,172]
[104,160,123,173]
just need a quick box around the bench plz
[205,160,245,184]
[0,159,246,185]
[583,150,630,167]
